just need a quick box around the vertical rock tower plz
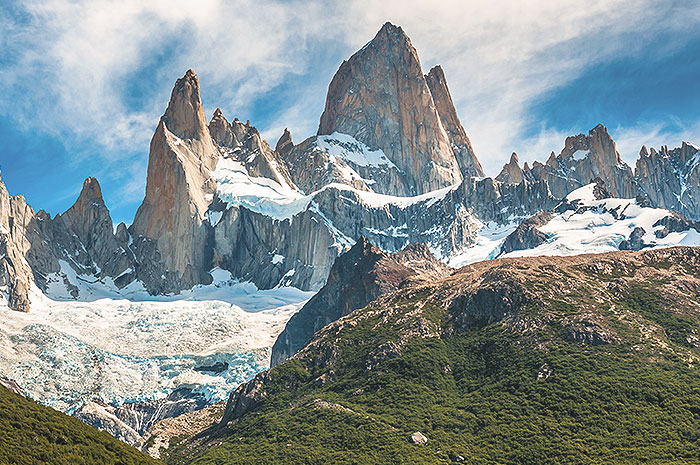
[131,69,219,287]
[318,22,482,195]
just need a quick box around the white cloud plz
[0,0,340,154]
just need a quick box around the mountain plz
[3,22,700,313]
[0,384,162,465]
[271,238,450,366]
[495,127,700,223]
[425,65,484,179]
[494,180,700,259]
[635,141,700,219]
[269,181,700,368]
[497,124,636,199]
[315,22,469,196]
[163,246,700,464]
[3,20,700,457]
[131,69,219,292]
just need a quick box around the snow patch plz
[316,132,396,168]
[213,157,309,220]
[571,149,590,161]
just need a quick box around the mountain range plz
[1,21,700,464]
[1,22,699,315]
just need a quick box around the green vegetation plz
[164,253,700,465]
[618,283,700,347]
[0,385,162,465]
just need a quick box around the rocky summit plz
[271,237,450,366]
[317,22,469,195]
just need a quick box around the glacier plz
[0,269,312,417]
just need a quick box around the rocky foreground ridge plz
[1,22,700,311]
[161,246,700,464]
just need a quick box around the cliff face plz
[54,177,131,280]
[131,69,219,289]
[523,124,636,199]
[0,174,35,312]
[270,238,450,366]
[496,153,525,185]
[209,109,295,190]
[425,65,484,179]
[493,127,700,221]
[316,22,466,195]
[635,142,700,219]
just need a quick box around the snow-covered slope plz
[0,270,312,432]
[449,183,700,267]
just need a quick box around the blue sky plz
[1,0,699,225]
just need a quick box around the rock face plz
[499,210,554,255]
[425,65,484,179]
[270,237,449,366]
[635,142,700,219]
[131,69,219,290]
[316,22,466,195]
[0,184,34,311]
[0,376,23,396]
[209,109,295,189]
[50,178,132,281]
[496,153,525,185]
[619,226,648,251]
[275,128,294,157]
[73,387,209,447]
[522,124,636,199]
[0,172,140,309]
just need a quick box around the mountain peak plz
[212,107,225,121]
[163,69,208,140]
[275,128,293,156]
[589,123,611,139]
[496,152,525,184]
[317,23,462,195]
[375,21,407,41]
[350,235,382,257]
[77,177,104,204]
[425,65,484,178]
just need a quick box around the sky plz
[1,0,699,224]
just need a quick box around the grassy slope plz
[166,249,700,465]
[0,385,162,465]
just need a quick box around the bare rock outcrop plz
[496,153,525,185]
[131,69,219,289]
[425,65,484,179]
[275,128,294,157]
[523,124,636,199]
[0,172,40,311]
[635,142,700,220]
[270,237,449,366]
[209,109,295,189]
[499,210,554,255]
[316,22,465,196]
